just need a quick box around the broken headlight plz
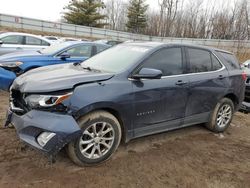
[24,93,72,108]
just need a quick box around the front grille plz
[10,89,28,114]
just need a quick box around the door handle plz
[16,47,22,50]
[175,80,188,86]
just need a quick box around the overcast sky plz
[0,0,229,22]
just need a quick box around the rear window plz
[217,51,240,70]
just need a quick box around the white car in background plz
[243,60,250,68]
[0,32,52,55]
[44,36,61,43]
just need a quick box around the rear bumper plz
[7,109,81,155]
[0,67,16,91]
[240,101,250,113]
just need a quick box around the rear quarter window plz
[216,51,240,70]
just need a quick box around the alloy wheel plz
[216,104,232,128]
[79,122,115,159]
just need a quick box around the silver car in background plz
[0,32,52,55]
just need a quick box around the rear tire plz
[206,98,234,133]
[67,110,121,166]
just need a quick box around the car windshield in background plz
[82,45,151,73]
[39,42,71,55]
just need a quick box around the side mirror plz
[60,52,70,60]
[0,40,3,45]
[132,68,162,80]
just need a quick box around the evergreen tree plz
[126,0,148,33]
[63,0,106,28]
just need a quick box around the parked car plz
[61,37,81,42]
[94,39,123,46]
[5,42,245,166]
[0,41,110,90]
[240,67,250,113]
[44,36,61,43]
[0,32,52,55]
[242,60,250,68]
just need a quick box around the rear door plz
[132,47,189,137]
[24,36,50,50]
[183,47,229,125]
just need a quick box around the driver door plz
[131,47,189,137]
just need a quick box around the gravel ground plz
[0,91,250,188]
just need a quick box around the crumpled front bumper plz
[0,67,16,91]
[7,109,82,155]
[240,101,250,113]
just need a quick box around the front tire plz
[206,98,234,133]
[67,110,121,166]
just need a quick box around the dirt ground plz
[0,91,250,188]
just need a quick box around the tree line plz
[63,0,250,40]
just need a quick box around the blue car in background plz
[0,41,110,91]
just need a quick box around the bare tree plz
[104,0,128,31]
[102,0,250,41]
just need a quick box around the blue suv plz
[5,42,245,166]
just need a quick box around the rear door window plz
[96,45,108,53]
[25,36,50,46]
[211,54,222,71]
[187,48,212,73]
[25,36,43,45]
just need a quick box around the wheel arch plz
[223,93,239,110]
[73,103,129,143]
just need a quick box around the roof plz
[123,41,233,54]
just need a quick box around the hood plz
[12,63,114,93]
[0,50,43,62]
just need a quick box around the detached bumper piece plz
[7,109,81,156]
[240,102,250,113]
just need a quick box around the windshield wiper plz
[82,66,92,71]
[82,65,102,72]
[73,62,81,66]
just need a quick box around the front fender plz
[0,67,16,91]
[72,102,132,142]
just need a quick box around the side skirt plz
[129,112,210,141]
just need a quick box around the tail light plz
[242,72,247,81]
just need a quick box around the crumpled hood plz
[12,63,114,93]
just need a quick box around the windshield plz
[39,42,72,55]
[82,45,151,73]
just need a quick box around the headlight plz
[0,61,23,68]
[25,93,72,108]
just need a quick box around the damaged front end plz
[5,87,82,161]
